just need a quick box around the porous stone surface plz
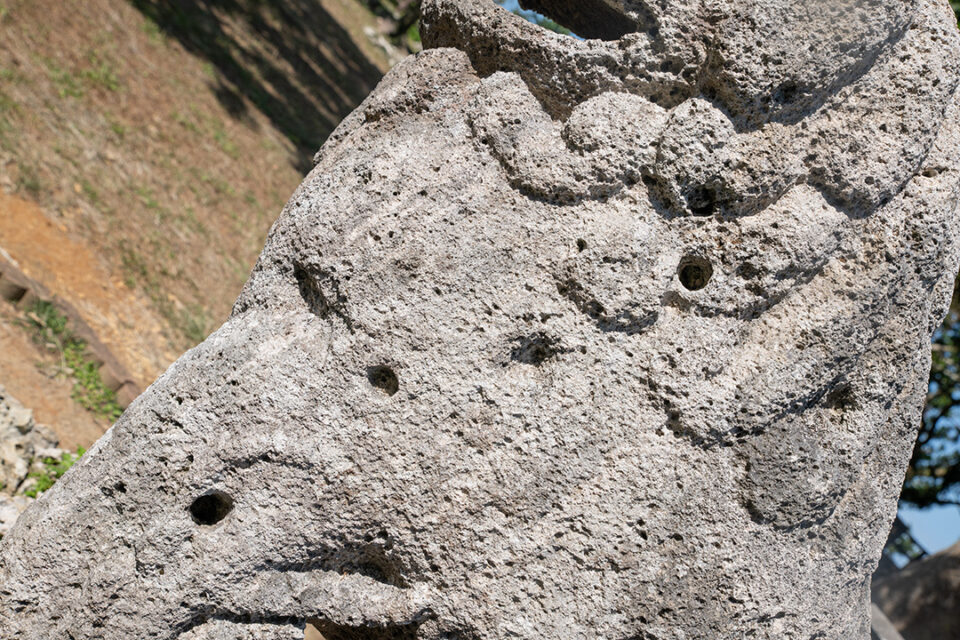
[872,540,960,640]
[2,1,960,638]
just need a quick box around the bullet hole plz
[576,238,587,252]
[189,491,234,526]
[367,365,399,396]
[678,256,713,291]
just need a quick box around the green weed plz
[80,179,99,204]
[172,109,201,134]
[406,23,421,44]
[22,300,123,421]
[46,53,120,98]
[142,17,163,43]
[81,54,121,92]
[109,119,126,138]
[180,305,209,345]
[201,172,235,196]
[47,61,84,98]
[135,185,161,210]
[180,206,207,235]
[23,448,85,498]
[0,88,16,112]
[17,164,42,196]
[120,246,150,290]
[211,121,238,158]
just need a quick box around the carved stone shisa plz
[2,0,960,638]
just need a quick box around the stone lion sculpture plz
[2,0,960,638]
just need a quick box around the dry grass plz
[0,0,387,374]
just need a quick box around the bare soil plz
[0,0,389,451]
[0,0,388,380]
[0,302,108,451]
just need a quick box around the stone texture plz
[872,540,960,640]
[3,0,960,638]
[0,385,59,538]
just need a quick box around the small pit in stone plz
[678,256,713,291]
[367,365,400,396]
[687,186,717,217]
[510,333,561,366]
[189,491,234,526]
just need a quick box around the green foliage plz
[47,61,84,98]
[141,16,163,43]
[135,185,162,211]
[16,163,42,195]
[45,53,121,99]
[180,305,210,345]
[211,120,238,158]
[406,22,421,44]
[172,109,201,134]
[23,448,85,498]
[0,88,15,113]
[0,88,16,144]
[901,280,960,510]
[80,54,121,93]
[22,300,124,422]
[79,178,99,204]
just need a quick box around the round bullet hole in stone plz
[367,365,399,396]
[189,491,234,526]
[678,256,713,291]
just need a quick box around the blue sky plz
[900,503,960,554]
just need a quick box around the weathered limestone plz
[2,0,960,638]
[0,385,59,538]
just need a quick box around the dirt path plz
[0,189,176,387]
[0,304,108,450]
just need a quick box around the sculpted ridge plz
[2,1,960,639]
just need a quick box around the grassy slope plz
[0,0,388,382]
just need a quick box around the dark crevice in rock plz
[509,332,565,366]
[293,262,354,331]
[173,614,303,639]
[515,0,643,41]
[309,620,422,640]
[556,278,657,336]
